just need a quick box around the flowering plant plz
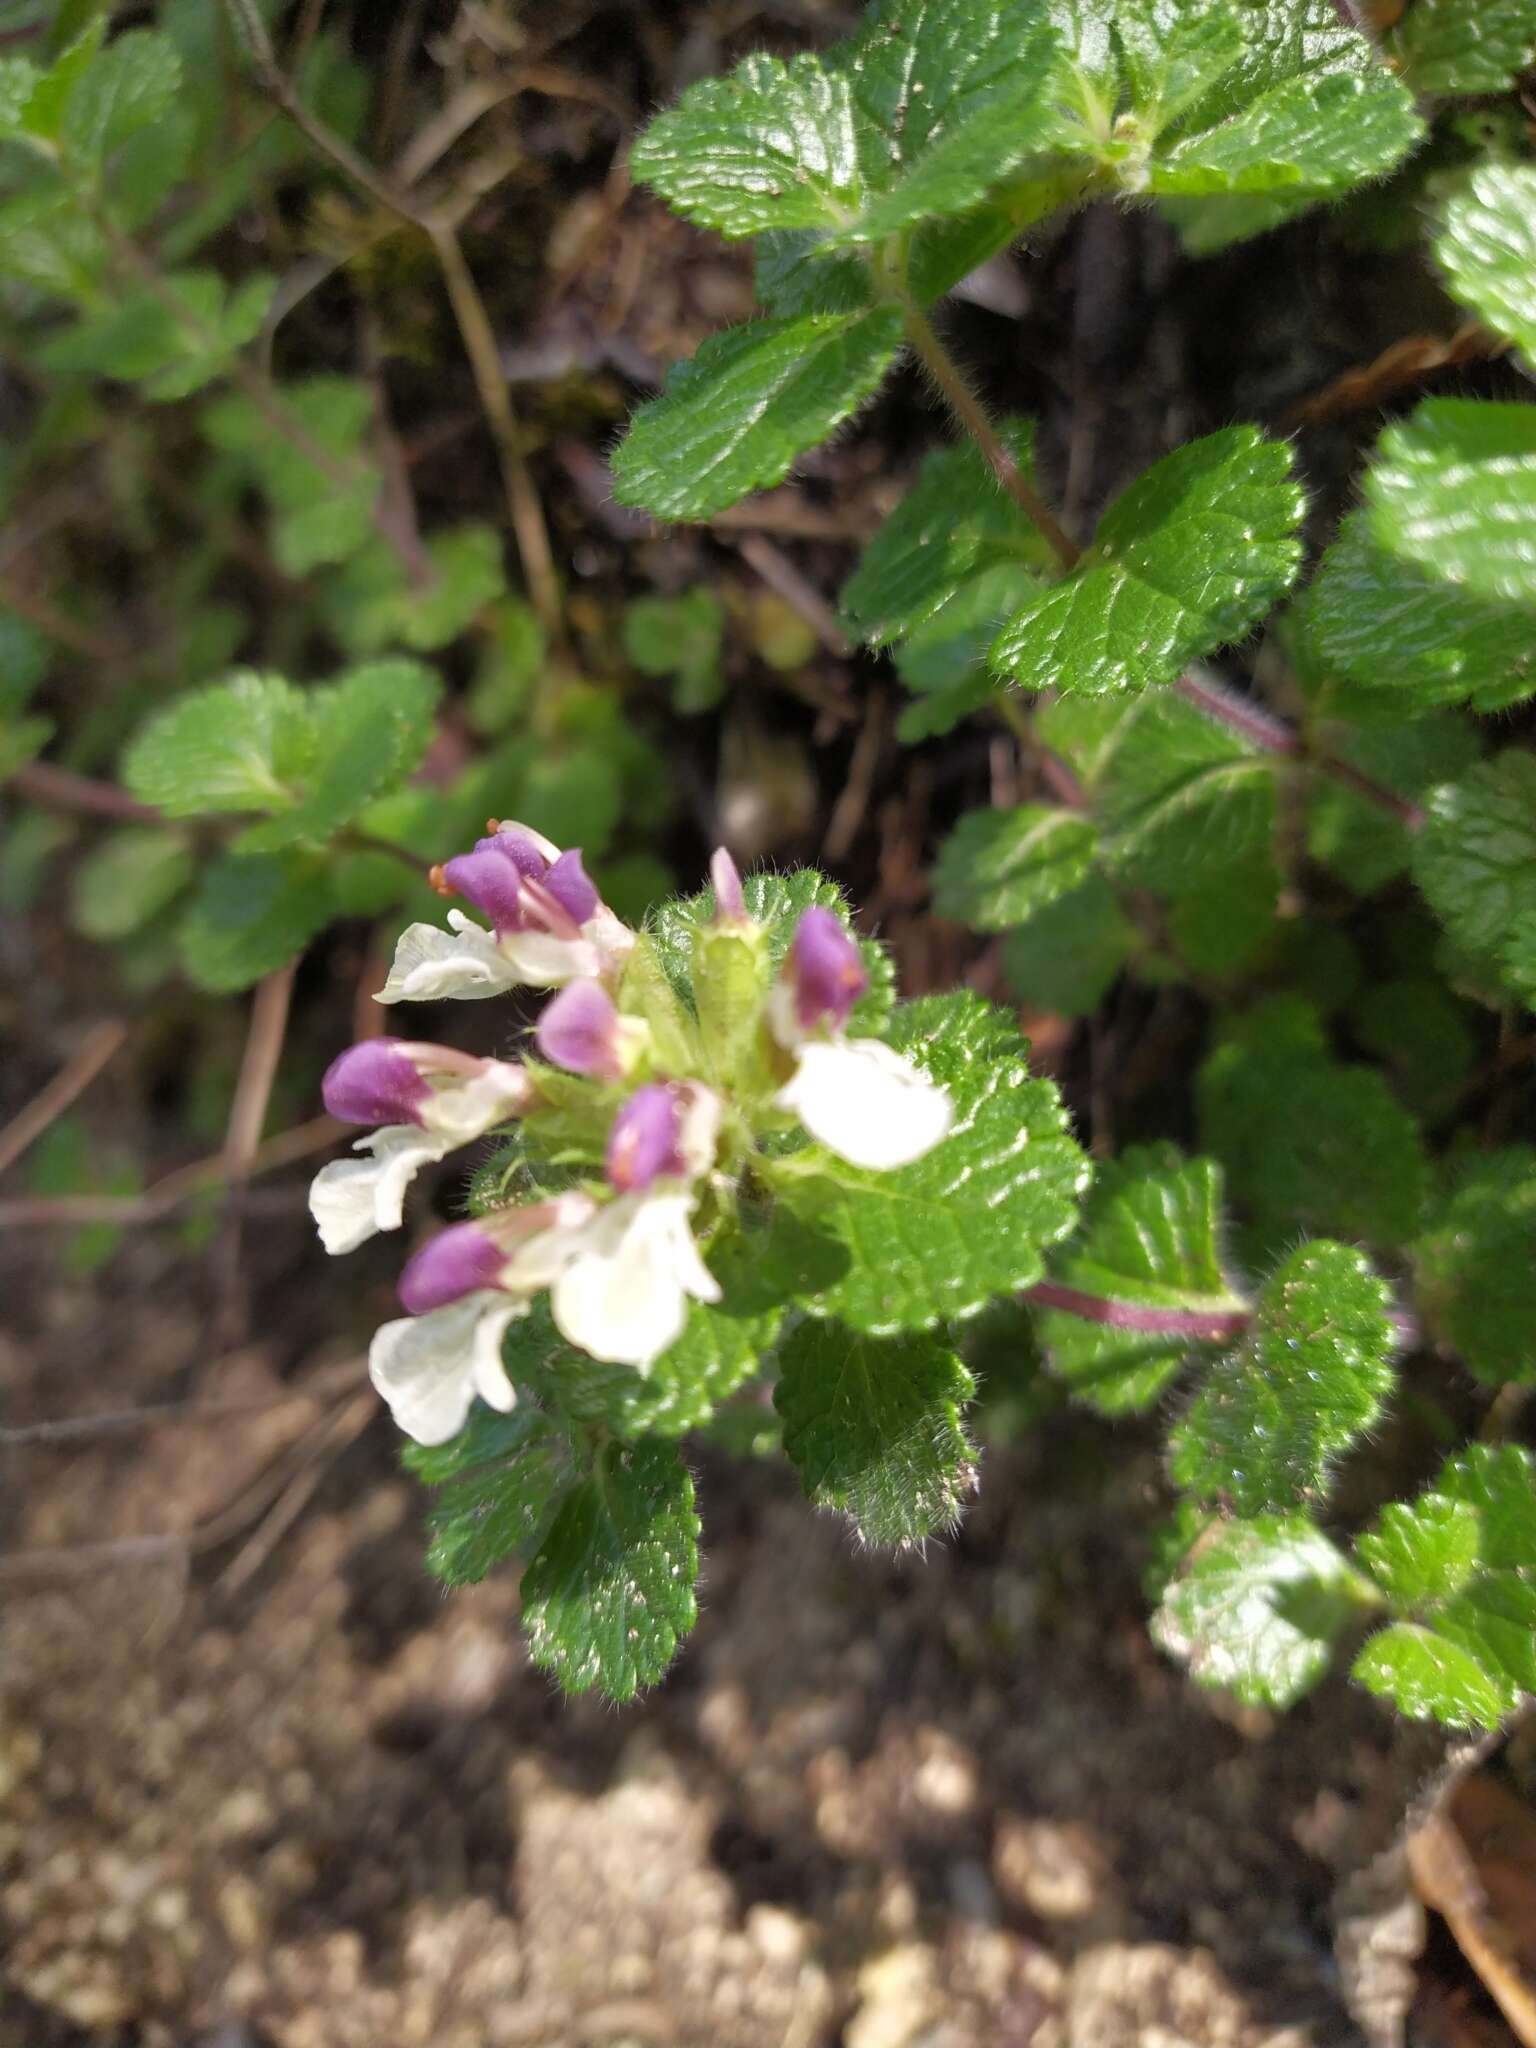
[312,824,1088,1698]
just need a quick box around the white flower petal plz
[497,928,600,986]
[422,1062,531,1144]
[375,912,519,1004]
[309,1125,450,1253]
[777,1038,953,1171]
[368,1292,521,1445]
[551,1190,719,1371]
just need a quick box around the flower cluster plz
[311,826,954,1446]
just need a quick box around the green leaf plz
[1388,0,1536,94]
[775,1320,977,1546]
[202,375,378,575]
[1150,69,1421,199]
[1169,1240,1395,1514]
[623,588,726,714]
[520,1438,700,1702]
[1113,0,1246,130]
[124,671,314,817]
[1003,873,1136,1018]
[1414,751,1536,966]
[1413,1149,1536,1385]
[989,428,1304,696]
[1306,511,1536,716]
[1305,710,1477,896]
[1352,1446,1536,1728]
[932,805,1097,932]
[841,421,1051,646]
[1436,162,1536,364]
[630,53,861,239]
[1198,1000,1430,1251]
[1160,0,1372,128]
[70,827,192,939]
[36,271,273,400]
[60,27,181,169]
[1152,1514,1373,1708]
[1351,976,1477,1119]
[407,1407,572,1587]
[831,0,1057,244]
[1366,399,1536,610]
[610,310,904,522]
[1037,1144,1246,1416]
[1352,1624,1515,1730]
[234,658,440,853]
[766,989,1089,1333]
[177,851,332,992]
[1357,1497,1481,1611]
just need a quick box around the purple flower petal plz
[474,826,549,881]
[536,978,623,1077]
[441,846,528,932]
[606,1084,683,1193]
[398,1222,508,1313]
[323,1039,430,1126]
[710,846,748,924]
[788,906,868,1032]
[542,848,599,927]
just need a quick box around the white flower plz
[551,1188,721,1370]
[422,1062,533,1143]
[368,1292,523,1445]
[310,1125,459,1254]
[776,1038,954,1172]
[376,910,521,1003]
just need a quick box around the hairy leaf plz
[766,989,1090,1333]
[1037,1144,1246,1415]
[1436,162,1536,364]
[1413,1149,1536,1385]
[407,1408,573,1587]
[1414,751,1536,965]
[70,827,192,940]
[1353,1446,1536,1728]
[234,659,439,853]
[1002,873,1137,1018]
[1388,0,1536,93]
[177,851,332,992]
[1151,70,1421,199]
[1198,1000,1430,1251]
[1367,399,1536,610]
[932,805,1097,932]
[1307,511,1536,715]
[775,1320,977,1545]
[841,423,1051,646]
[990,428,1304,696]
[1170,1241,1396,1514]
[124,671,314,817]
[611,310,903,522]
[520,1438,700,1702]
[1153,1515,1373,1708]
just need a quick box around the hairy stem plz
[903,309,1424,830]
[1024,1279,1252,1340]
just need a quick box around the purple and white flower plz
[308,1038,533,1255]
[376,822,632,1003]
[771,906,953,1172]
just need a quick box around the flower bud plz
[606,1084,684,1193]
[323,1040,431,1126]
[709,846,749,925]
[786,906,868,1033]
[398,1221,509,1313]
[536,978,637,1079]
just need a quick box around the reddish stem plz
[1025,1279,1252,1341]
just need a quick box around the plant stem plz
[903,303,1084,569]
[903,306,1425,830]
[1024,1279,1252,1341]
[220,0,564,643]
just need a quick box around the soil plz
[1,1255,1456,2048]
